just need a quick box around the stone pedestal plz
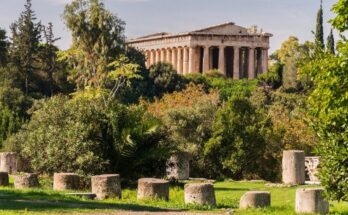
[282,150,305,185]
[137,178,169,201]
[305,156,320,182]
[14,173,39,189]
[53,173,80,191]
[91,174,122,200]
[184,183,216,206]
[239,191,271,209]
[0,152,18,174]
[0,172,9,186]
[295,188,329,214]
[166,152,190,180]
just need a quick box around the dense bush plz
[4,95,172,182]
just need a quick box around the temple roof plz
[128,22,272,43]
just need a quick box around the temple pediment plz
[192,22,248,35]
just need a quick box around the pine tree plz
[315,0,324,49]
[0,28,9,67]
[9,0,42,95]
[326,29,335,54]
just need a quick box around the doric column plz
[171,48,177,69]
[188,47,195,74]
[203,46,210,73]
[150,50,155,65]
[177,47,183,74]
[160,49,166,62]
[233,46,240,80]
[262,48,269,73]
[155,49,160,63]
[248,47,255,79]
[183,47,189,75]
[166,49,172,63]
[218,46,226,75]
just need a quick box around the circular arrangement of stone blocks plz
[137,178,169,201]
[296,188,329,214]
[0,152,18,174]
[282,150,305,185]
[239,191,271,209]
[91,174,122,200]
[53,173,80,191]
[0,172,9,186]
[184,183,216,206]
[166,152,191,180]
[14,173,39,189]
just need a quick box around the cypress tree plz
[315,0,324,49]
[326,29,335,54]
[9,0,42,95]
[0,28,9,67]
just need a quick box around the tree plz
[315,0,325,49]
[0,28,9,67]
[326,29,335,54]
[9,0,42,95]
[62,0,126,90]
[300,0,348,201]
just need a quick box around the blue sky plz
[0,0,337,53]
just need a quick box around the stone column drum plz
[184,183,216,206]
[0,152,18,174]
[239,191,271,209]
[14,173,39,189]
[137,178,169,201]
[91,174,122,200]
[166,152,190,180]
[282,150,305,185]
[0,172,9,186]
[296,188,329,214]
[53,173,80,191]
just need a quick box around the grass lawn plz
[0,178,347,215]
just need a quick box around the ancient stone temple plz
[127,22,272,79]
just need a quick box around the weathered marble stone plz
[0,172,9,186]
[91,174,121,200]
[166,152,191,180]
[137,178,169,201]
[239,191,271,209]
[184,183,216,206]
[53,173,80,191]
[0,152,18,174]
[305,156,321,182]
[14,173,39,189]
[296,188,329,214]
[282,150,305,185]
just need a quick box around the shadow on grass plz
[0,189,182,212]
[214,187,249,192]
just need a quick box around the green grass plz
[0,178,347,214]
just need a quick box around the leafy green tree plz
[204,96,271,179]
[0,107,22,148]
[9,0,42,95]
[326,29,335,54]
[300,0,348,201]
[315,0,325,49]
[0,28,9,67]
[62,0,126,90]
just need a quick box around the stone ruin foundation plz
[137,178,169,201]
[166,152,190,180]
[239,191,271,209]
[91,174,122,200]
[184,183,216,206]
[14,173,39,189]
[53,173,80,191]
[0,152,18,174]
[296,188,329,214]
[282,150,305,185]
[305,156,320,183]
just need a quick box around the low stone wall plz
[0,152,18,174]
